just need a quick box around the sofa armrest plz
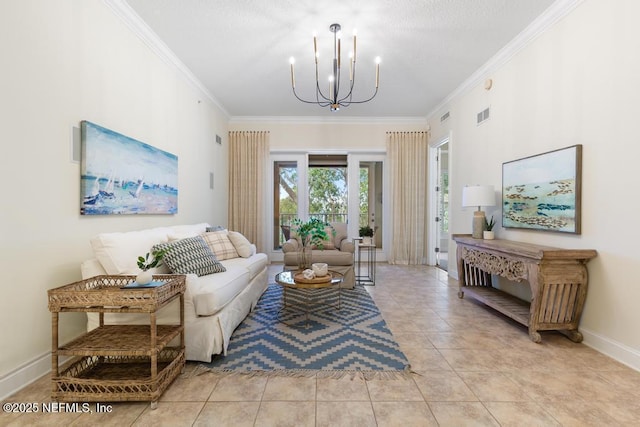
[282,238,300,253]
[338,240,355,253]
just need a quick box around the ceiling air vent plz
[477,107,490,125]
[440,111,450,122]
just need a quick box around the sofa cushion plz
[223,252,268,281]
[227,231,255,258]
[153,236,226,276]
[90,227,171,275]
[284,249,353,266]
[201,231,239,260]
[329,222,348,248]
[191,265,249,316]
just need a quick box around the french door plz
[269,152,385,262]
[428,135,450,270]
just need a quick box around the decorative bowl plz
[312,262,328,277]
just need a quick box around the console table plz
[453,235,596,343]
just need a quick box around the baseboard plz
[581,327,640,372]
[0,352,71,401]
[0,351,50,401]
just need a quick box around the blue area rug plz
[199,283,411,379]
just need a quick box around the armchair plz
[282,222,355,288]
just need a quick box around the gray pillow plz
[153,235,226,276]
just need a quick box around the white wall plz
[0,0,229,393]
[428,0,640,368]
[230,119,427,152]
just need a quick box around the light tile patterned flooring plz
[3,263,640,426]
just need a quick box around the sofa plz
[81,223,268,362]
[282,222,355,288]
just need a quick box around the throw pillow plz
[153,236,226,276]
[201,231,239,260]
[312,226,336,250]
[227,231,254,258]
[206,225,225,232]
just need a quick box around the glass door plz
[348,153,385,260]
[271,154,307,259]
[307,154,348,223]
[434,142,449,270]
[271,152,386,262]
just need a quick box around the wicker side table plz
[48,275,186,409]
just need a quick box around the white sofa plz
[81,223,268,362]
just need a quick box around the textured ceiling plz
[124,0,556,119]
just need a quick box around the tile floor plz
[3,263,640,426]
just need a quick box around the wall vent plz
[440,111,450,122]
[477,107,490,125]
[215,134,222,145]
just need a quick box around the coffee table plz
[274,270,344,327]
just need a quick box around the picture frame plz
[502,144,582,234]
[80,121,178,215]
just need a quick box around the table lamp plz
[462,185,495,239]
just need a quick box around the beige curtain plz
[228,131,269,253]
[386,131,429,264]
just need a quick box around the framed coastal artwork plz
[502,145,582,234]
[80,121,178,215]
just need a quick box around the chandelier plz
[289,23,380,112]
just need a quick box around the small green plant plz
[137,248,167,271]
[359,225,374,237]
[484,215,495,231]
[291,218,334,249]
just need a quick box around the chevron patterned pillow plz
[153,235,226,276]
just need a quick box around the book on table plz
[123,280,165,288]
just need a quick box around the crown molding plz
[102,0,230,119]
[426,0,584,120]
[228,116,429,125]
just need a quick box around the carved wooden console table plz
[453,235,596,343]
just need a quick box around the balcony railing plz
[277,212,368,247]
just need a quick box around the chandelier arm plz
[337,77,356,104]
[340,87,379,105]
[291,87,331,106]
[315,80,331,103]
[314,57,331,103]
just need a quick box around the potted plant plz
[359,225,374,245]
[291,218,333,269]
[483,215,495,240]
[136,248,167,284]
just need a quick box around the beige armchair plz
[282,222,355,288]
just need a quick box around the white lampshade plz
[462,185,495,209]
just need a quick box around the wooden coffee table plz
[274,270,344,327]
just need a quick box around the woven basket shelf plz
[49,275,186,407]
[48,274,186,313]
[59,325,183,357]
[52,348,184,402]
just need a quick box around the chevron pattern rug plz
[199,283,410,379]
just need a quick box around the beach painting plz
[502,145,582,234]
[80,121,178,215]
